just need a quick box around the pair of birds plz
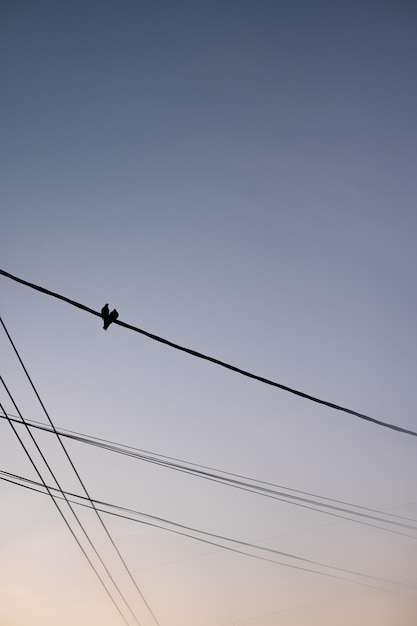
[101,303,119,330]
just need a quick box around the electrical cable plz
[40,419,417,524]
[0,392,133,626]
[1,268,416,439]
[1,468,415,599]
[0,317,160,626]
[1,412,416,538]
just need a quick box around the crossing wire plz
[0,391,133,626]
[2,468,416,599]
[0,317,160,626]
[1,268,416,438]
[2,411,416,538]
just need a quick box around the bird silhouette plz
[109,309,119,324]
[102,305,119,330]
[101,303,112,330]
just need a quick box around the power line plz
[0,390,133,626]
[2,468,414,599]
[0,318,160,626]
[44,420,417,524]
[2,411,416,538]
[1,268,416,439]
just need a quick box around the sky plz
[1,1,417,624]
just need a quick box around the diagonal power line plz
[2,411,417,538]
[0,390,133,626]
[0,317,160,626]
[2,468,416,601]
[1,268,416,438]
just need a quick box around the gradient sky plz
[1,1,417,624]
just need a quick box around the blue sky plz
[1,2,417,624]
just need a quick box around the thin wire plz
[1,268,416,438]
[0,394,132,626]
[2,412,416,537]
[2,469,415,599]
[46,420,417,524]
[0,318,159,626]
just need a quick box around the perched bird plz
[101,303,110,329]
[101,302,116,330]
[109,309,119,324]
